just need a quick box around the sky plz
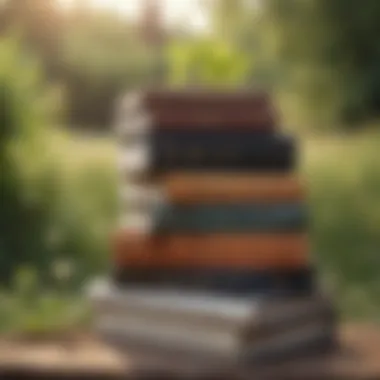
[60,0,209,30]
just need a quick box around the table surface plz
[0,324,379,380]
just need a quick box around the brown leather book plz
[122,90,277,130]
[158,173,305,204]
[112,232,309,269]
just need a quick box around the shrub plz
[0,36,118,289]
[0,36,63,283]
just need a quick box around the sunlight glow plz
[60,0,208,30]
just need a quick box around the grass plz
[300,133,380,322]
[48,129,119,279]
[0,267,91,337]
[57,129,380,322]
[2,130,380,336]
[0,129,117,337]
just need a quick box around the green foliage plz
[206,0,275,88]
[0,36,62,282]
[167,38,251,88]
[1,1,164,127]
[262,0,380,128]
[203,0,380,129]
[0,267,90,336]
[0,37,118,287]
[61,6,163,127]
[63,8,159,86]
[301,134,380,321]
[47,130,118,283]
[0,0,64,77]
[24,132,380,322]
[167,1,256,89]
[210,0,248,42]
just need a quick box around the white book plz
[113,92,153,136]
[118,146,151,176]
[114,113,152,138]
[120,184,166,210]
[118,91,145,114]
[119,212,156,233]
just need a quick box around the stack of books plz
[88,90,336,363]
[113,91,314,297]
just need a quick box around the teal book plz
[156,203,307,233]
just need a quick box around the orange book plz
[112,232,309,270]
[158,173,305,204]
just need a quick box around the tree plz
[61,5,163,126]
[0,0,64,77]
[205,0,274,88]
[262,0,380,128]
[0,37,61,282]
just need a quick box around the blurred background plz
[1,0,380,337]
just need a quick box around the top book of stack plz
[119,90,277,131]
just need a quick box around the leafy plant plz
[0,36,63,283]
[167,37,252,88]
[0,267,90,336]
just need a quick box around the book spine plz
[160,173,304,204]
[155,203,307,233]
[151,132,295,172]
[112,267,316,296]
[112,233,309,269]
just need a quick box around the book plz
[112,232,309,269]
[112,267,315,296]
[151,131,295,173]
[155,203,307,233]
[159,173,304,204]
[117,90,277,131]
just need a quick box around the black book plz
[150,131,296,173]
[112,267,315,296]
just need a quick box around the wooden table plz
[0,325,379,380]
